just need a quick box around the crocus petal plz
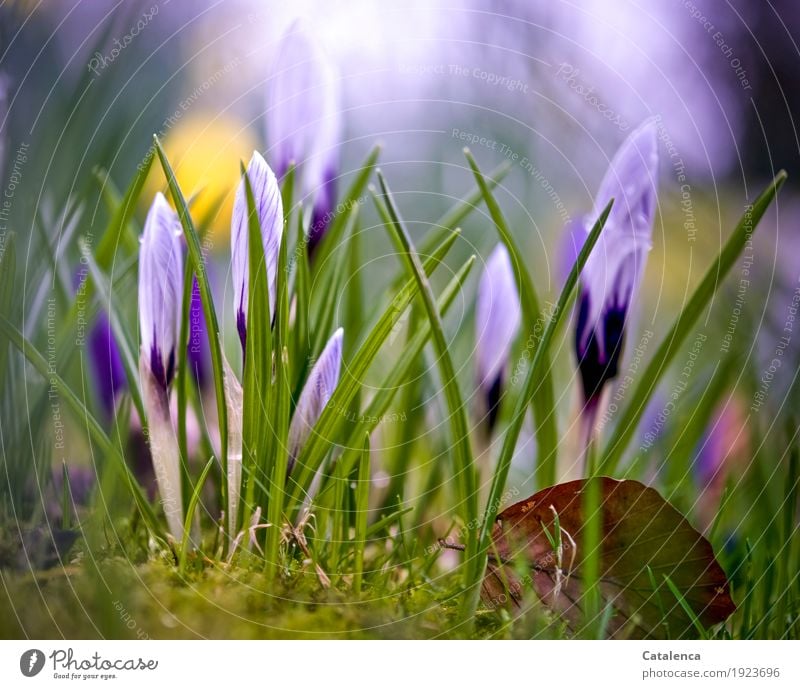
[475,245,521,427]
[266,20,340,251]
[288,328,343,470]
[139,351,184,540]
[230,151,283,352]
[186,278,210,389]
[575,119,659,402]
[138,192,182,389]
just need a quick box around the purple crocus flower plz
[574,120,659,415]
[138,192,185,539]
[138,192,183,391]
[266,19,340,257]
[186,277,210,390]
[230,151,283,355]
[287,328,343,472]
[475,245,521,430]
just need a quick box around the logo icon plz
[20,649,45,677]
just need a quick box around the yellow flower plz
[146,112,258,246]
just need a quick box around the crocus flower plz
[266,19,340,257]
[186,277,210,390]
[138,192,185,540]
[574,119,659,420]
[287,328,343,472]
[88,312,126,419]
[230,151,283,354]
[475,245,521,431]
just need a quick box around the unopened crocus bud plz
[574,119,659,411]
[475,245,521,430]
[287,328,343,472]
[231,151,283,354]
[138,192,184,540]
[266,19,340,257]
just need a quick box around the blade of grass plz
[375,170,479,599]
[264,219,291,580]
[0,233,16,393]
[601,171,787,474]
[240,161,274,522]
[80,239,145,424]
[464,148,558,488]
[311,202,358,359]
[154,135,229,517]
[472,200,613,615]
[291,207,312,388]
[175,261,194,500]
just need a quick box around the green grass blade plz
[241,161,274,518]
[264,217,291,579]
[0,315,163,539]
[175,261,194,495]
[178,456,215,575]
[80,239,145,423]
[0,233,16,392]
[311,202,358,359]
[375,170,479,595]
[319,251,475,498]
[417,160,512,261]
[312,145,380,272]
[601,171,787,474]
[96,149,153,269]
[153,135,229,517]
[464,148,558,488]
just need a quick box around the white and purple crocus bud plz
[287,328,343,473]
[475,245,521,431]
[138,192,185,540]
[574,120,659,415]
[230,151,284,355]
[266,20,340,257]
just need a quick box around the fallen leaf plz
[481,478,735,638]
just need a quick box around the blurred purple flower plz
[88,312,126,418]
[475,245,521,430]
[288,328,343,472]
[574,119,659,410]
[138,192,183,391]
[186,277,210,390]
[266,19,340,257]
[231,151,283,355]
